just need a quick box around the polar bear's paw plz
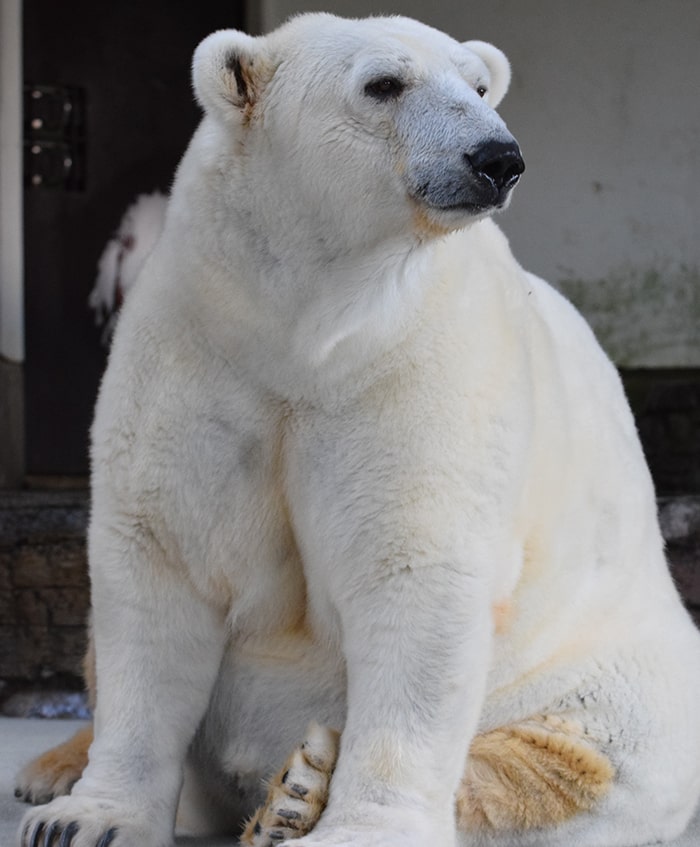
[458,715,615,831]
[242,723,340,847]
[18,795,167,847]
[15,726,93,806]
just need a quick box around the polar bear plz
[17,12,700,847]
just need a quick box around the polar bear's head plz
[191,13,523,251]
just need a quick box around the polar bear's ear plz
[192,29,269,118]
[463,40,511,109]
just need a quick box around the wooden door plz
[22,0,244,478]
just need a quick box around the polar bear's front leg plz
[306,566,490,847]
[18,532,226,847]
[282,404,500,847]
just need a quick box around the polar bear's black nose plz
[467,140,525,193]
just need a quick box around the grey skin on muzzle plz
[399,83,525,215]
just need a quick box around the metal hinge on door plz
[24,84,86,190]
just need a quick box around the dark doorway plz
[22,0,244,479]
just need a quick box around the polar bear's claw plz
[26,820,42,847]
[59,821,80,847]
[18,795,156,847]
[24,818,83,847]
[242,724,340,847]
[23,819,118,847]
[95,827,118,847]
[280,771,309,800]
[43,821,60,847]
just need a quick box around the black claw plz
[44,821,61,846]
[59,822,80,847]
[277,809,301,821]
[253,822,262,835]
[268,831,285,841]
[96,827,118,847]
[15,787,23,798]
[287,782,308,798]
[280,770,289,784]
[29,821,45,847]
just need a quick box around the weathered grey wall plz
[254,0,700,366]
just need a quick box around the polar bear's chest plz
[148,405,307,634]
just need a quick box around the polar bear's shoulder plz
[520,269,640,443]
[523,270,609,368]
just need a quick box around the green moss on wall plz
[556,266,700,367]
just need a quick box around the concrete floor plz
[2,717,699,847]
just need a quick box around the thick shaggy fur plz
[18,13,700,847]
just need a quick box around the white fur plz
[89,191,167,342]
[20,13,700,847]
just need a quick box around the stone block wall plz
[0,491,89,699]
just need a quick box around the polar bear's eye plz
[364,77,405,100]
[476,85,488,98]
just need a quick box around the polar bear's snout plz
[466,138,524,202]
[406,129,524,216]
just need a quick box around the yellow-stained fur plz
[458,716,615,831]
[241,724,340,847]
[14,727,93,806]
[14,624,96,806]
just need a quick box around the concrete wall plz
[254,0,700,367]
[0,0,24,364]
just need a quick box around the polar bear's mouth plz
[416,184,518,218]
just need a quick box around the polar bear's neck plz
[161,233,448,399]
[289,240,436,367]
[184,231,441,393]
[169,222,508,401]
[165,132,511,398]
